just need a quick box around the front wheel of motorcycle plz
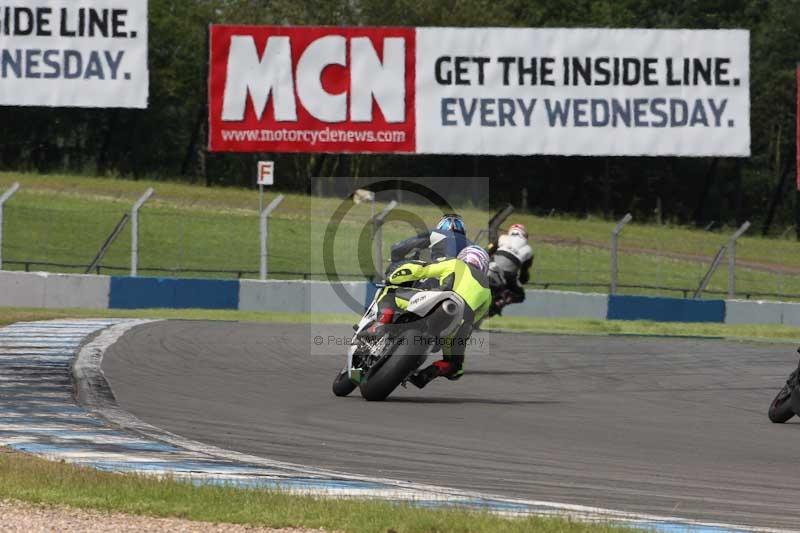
[332,370,357,397]
[360,329,425,401]
[768,383,795,423]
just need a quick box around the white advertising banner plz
[416,28,750,156]
[0,1,148,108]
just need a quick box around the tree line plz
[1,0,798,234]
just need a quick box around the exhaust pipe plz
[442,300,459,316]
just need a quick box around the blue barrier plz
[5,268,778,323]
[607,295,725,323]
[109,277,240,310]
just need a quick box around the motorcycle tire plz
[768,382,795,423]
[332,370,357,397]
[359,329,425,401]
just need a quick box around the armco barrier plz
[5,269,800,326]
[0,271,109,309]
[608,294,725,323]
[725,299,800,326]
[109,277,239,310]
[239,279,368,314]
[504,289,608,319]
[239,279,306,313]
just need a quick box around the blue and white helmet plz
[435,213,466,235]
[457,245,490,274]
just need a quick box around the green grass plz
[2,306,799,344]
[0,171,798,299]
[0,450,638,533]
[484,316,800,343]
[0,307,357,329]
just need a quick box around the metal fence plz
[0,181,798,302]
[528,218,800,302]
[0,182,286,281]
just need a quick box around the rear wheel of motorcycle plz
[360,330,425,401]
[332,370,357,397]
[768,383,795,423]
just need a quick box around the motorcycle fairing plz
[407,290,465,338]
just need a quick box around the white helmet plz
[457,246,490,274]
[508,223,528,240]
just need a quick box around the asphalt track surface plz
[103,321,800,530]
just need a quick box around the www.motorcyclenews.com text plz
[313,335,486,349]
[220,128,406,144]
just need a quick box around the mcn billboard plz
[208,26,750,157]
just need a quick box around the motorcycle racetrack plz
[102,320,799,530]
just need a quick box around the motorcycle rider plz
[390,213,472,264]
[487,223,533,305]
[377,245,492,388]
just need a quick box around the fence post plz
[610,213,633,295]
[130,188,155,277]
[694,245,727,299]
[260,194,285,280]
[485,203,515,245]
[727,221,751,299]
[372,200,398,276]
[0,182,20,270]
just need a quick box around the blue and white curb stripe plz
[0,319,786,533]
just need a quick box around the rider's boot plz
[409,359,463,388]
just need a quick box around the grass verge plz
[0,307,356,329]
[1,306,798,344]
[0,450,637,533]
[484,316,800,343]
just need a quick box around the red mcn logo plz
[209,26,416,153]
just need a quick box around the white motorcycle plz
[332,285,466,401]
